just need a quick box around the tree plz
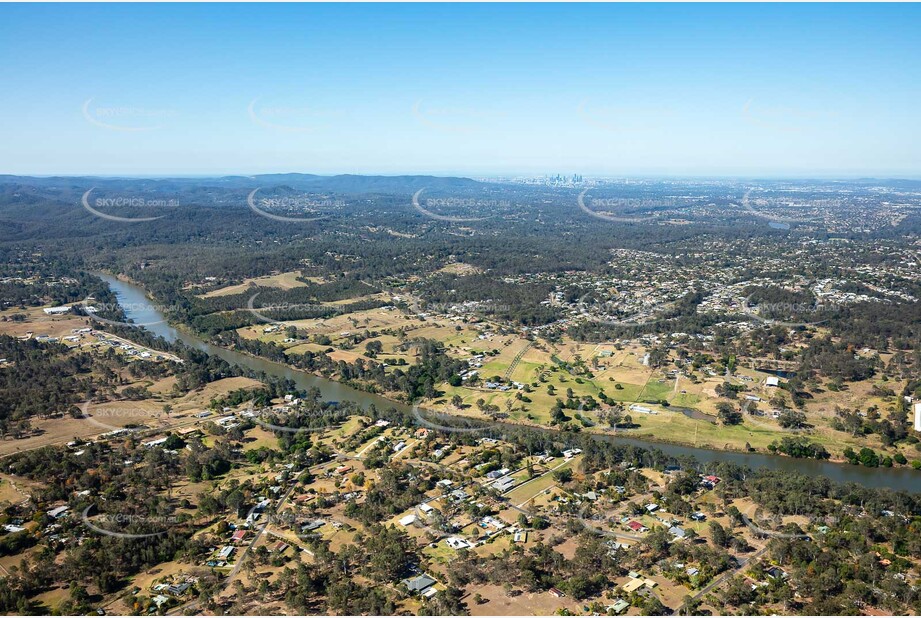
[641,595,669,615]
[778,409,808,429]
[709,521,730,548]
[364,340,383,358]
[717,402,743,425]
[552,468,573,484]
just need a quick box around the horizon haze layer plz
[2,3,920,177]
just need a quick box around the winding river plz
[98,274,921,493]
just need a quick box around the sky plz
[1,3,920,178]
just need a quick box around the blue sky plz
[1,3,919,177]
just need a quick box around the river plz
[97,274,921,493]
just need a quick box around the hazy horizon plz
[2,3,920,177]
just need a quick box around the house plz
[272,541,289,553]
[486,468,509,479]
[48,505,70,519]
[627,521,647,533]
[43,305,72,315]
[231,529,247,543]
[399,514,417,527]
[690,512,707,521]
[765,376,780,387]
[644,503,659,513]
[446,537,473,549]
[668,526,687,539]
[167,582,191,596]
[548,587,565,598]
[302,519,325,532]
[402,574,436,594]
[151,595,170,608]
[482,516,505,530]
[608,599,630,614]
[766,566,787,580]
[217,546,235,559]
[622,578,646,594]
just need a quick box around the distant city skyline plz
[2,3,920,177]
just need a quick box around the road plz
[169,447,356,615]
[690,545,768,602]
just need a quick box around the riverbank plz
[97,273,921,493]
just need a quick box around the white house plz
[48,505,70,518]
[43,306,72,315]
[446,537,473,549]
[914,402,921,432]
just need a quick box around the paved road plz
[690,545,768,602]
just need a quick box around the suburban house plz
[402,573,436,595]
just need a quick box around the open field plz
[198,271,311,298]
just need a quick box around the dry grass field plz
[198,271,311,298]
